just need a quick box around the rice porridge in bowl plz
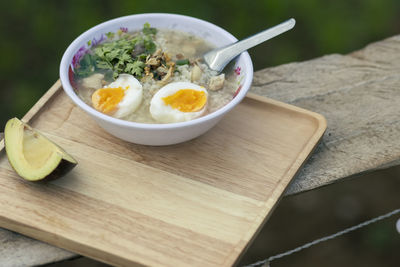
[60,14,253,145]
[72,24,243,124]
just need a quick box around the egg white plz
[107,74,143,118]
[150,82,208,123]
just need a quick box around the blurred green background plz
[1,0,400,128]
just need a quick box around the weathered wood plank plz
[2,35,400,266]
[251,35,400,195]
[0,228,75,266]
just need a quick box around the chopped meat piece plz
[146,57,160,66]
[159,65,174,85]
[82,73,104,89]
[191,65,202,82]
[208,74,225,91]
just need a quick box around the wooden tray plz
[0,80,326,267]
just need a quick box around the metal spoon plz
[203,18,296,73]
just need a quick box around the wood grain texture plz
[4,34,400,267]
[0,83,325,267]
[251,35,400,195]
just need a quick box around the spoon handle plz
[204,18,296,72]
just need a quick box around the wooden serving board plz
[0,80,326,267]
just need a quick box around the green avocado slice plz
[4,118,77,181]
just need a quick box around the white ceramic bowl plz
[60,13,253,145]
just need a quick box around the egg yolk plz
[162,89,206,112]
[92,87,126,114]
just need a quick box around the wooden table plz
[2,35,400,266]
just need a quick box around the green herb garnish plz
[105,32,115,40]
[74,23,158,80]
[75,53,97,78]
[143,35,156,54]
[142,22,157,35]
[176,59,190,65]
[125,61,145,76]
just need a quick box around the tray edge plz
[229,93,327,266]
[0,80,62,151]
[0,81,328,267]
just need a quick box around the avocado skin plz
[36,158,77,182]
[5,151,77,182]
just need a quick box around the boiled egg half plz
[150,82,208,123]
[91,74,142,118]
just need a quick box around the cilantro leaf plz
[142,22,157,35]
[74,53,98,78]
[143,36,156,54]
[75,23,157,80]
[125,61,145,76]
[113,71,119,80]
[96,60,112,70]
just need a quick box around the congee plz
[71,23,240,123]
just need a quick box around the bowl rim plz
[60,13,253,129]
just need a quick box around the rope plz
[243,208,400,267]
